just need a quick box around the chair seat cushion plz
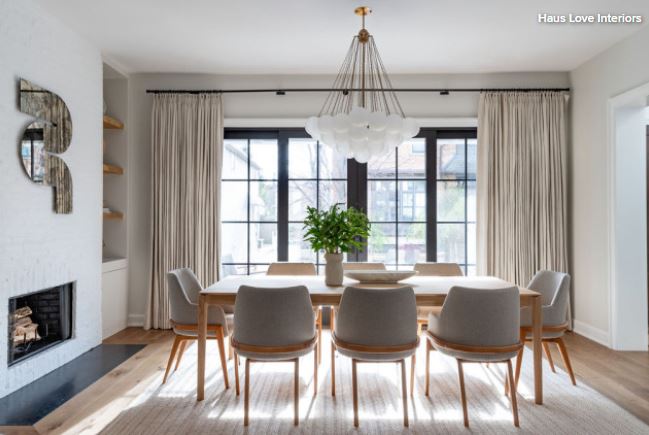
[234,341,316,362]
[431,343,519,363]
[336,346,416,362]
[173,314,234,337]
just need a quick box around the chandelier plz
[305,6,419,163]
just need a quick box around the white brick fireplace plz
[0,0,103,398]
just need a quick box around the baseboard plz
[127,314,144,327]
[573,319,610,347]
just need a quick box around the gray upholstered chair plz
[331,286,419,427]
[266,262,322,365]
[342,262,387,271]
[413,262,464,333]
[425,286,522,428]
[163,268,232,388]
[231,285,317,427]
[515,270,575,386]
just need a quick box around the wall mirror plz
[19,79,73,213]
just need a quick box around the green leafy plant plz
[303,204,371,254]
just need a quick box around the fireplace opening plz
[8,282,74,366]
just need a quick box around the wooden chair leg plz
[352,359,359,427]
[507,359,520,427]
[543,342,556,373]
[401,359,409,427]
[514,346,524,388]
[294,358,300,426]
[234,353,240,396]
[314,344,318,396]
[317,309,322,365]
[410,353,416,397]
[228,339,234,360]
[555,337,577,386]
[162,335,182,384]
[331,341,336,397]
[216,328,230,389]
[425,339,431,397]
[457,360,469,428]
[244,358,251,426]
[174,340,188,372]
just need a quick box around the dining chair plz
[342,262,387,271]
[231,285,318,427]
[331,286,419,427]
[163,268,232,389]
[413,262,464,334]
[266,262,321,364]
[515,270,575,386]
[425,285,522,428]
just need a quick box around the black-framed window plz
[220,128,477,276]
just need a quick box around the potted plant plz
[303,203,371,286]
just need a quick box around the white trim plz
[224,117,478,128]
[127,313,145,327]
[606,81,649,350]
[572,320,611,347]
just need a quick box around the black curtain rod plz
[146,87,570,95]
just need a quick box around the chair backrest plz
[436,286,520,347]
[527,270,571,323]
[167,269,200,324]
[335,286,418,347]
[342,262,387,271]
[168,267,203,303]
[233,285,315,347]
[414,262,463,276]
[267,262,316,276]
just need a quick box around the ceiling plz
[36,0,649,74]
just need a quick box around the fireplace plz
[8,282,74,366]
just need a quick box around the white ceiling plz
[36,0,649,74]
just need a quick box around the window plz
[220,128,477,276]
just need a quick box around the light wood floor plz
[1,328,647,434]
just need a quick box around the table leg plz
[532,295,543,405]
[197,293,207,401]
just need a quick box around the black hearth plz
[8,282,74,366]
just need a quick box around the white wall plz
[126,72,569,324]
[0,0,103,397]
[570,24,649,347]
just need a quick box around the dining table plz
[196,275,545,405]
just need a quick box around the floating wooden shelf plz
[103,163,124,175]
[103,211,123,220]
[103,115,124,129]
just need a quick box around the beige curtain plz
[476,92,569,287]
[145,94,223,329]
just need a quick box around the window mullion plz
[277,132,289,261]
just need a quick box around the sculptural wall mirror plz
[19,78,73,214]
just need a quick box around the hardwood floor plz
[1,328,647,434]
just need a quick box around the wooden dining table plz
[197,275,545,405]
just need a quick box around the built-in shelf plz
[103,115,124,129]
[103,163,124,175]
[103,211,123,220]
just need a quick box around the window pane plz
[221,181,247,221]
[467,181,476,222]
[288,223,317,262]
[398,223,426,265]
[467,139,477,180]
[289,180,317,221]
[319,143,347,179]
[467,265,477,276]
[221,223,247,263]
[368,147,396,179]
[368,223,397,264]
[437,223,465,264]
[249,265,270,275]
[398,180,426,222]
[289,138,317,179]
[249,139,278,179]
[221,264,248,278]
[437,139,465,180]
[398,139,426,179]
[250,181,277,221]
[249,223,277,263]
[222,139,248,180]
[319,180,347,212]
[467,223,476,265]
[437,181,465,222]
[368,180,396,221]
